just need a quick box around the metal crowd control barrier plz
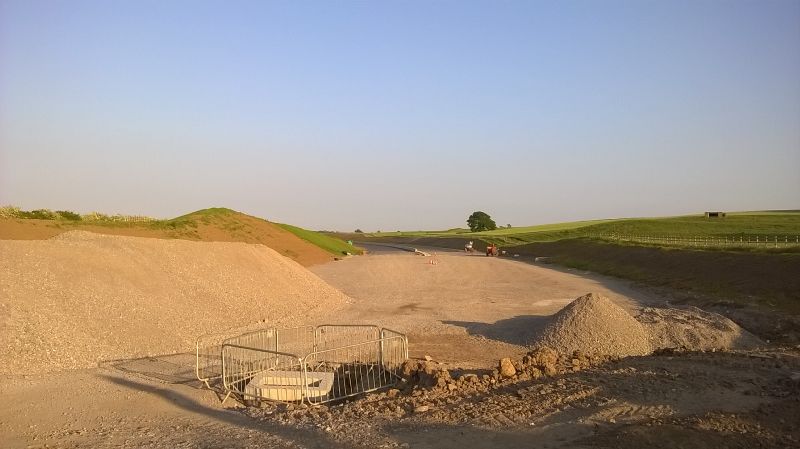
[199,324,408,405]
[195,326,312,389]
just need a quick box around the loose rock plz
[499,358,517,378]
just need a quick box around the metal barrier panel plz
[302,335,407,405]
[198,326,316,385]
[221,343,305,402]
[275,326,316,358]
[223,328,278,352]
[314,324,381,353]
[196,333,226,384]
[213,325,408,405]
[196,328,270,384]
[380,327,409,368]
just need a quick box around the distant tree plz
[506,224,512,228]
[467,211,497,232]
[354,229,364,233]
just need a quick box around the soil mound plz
[637,306,762,351]
[0,231,351,375]
[533,293,653,357]
[0,208,337,267]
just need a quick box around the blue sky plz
[1,0,798,230]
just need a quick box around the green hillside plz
[277,223,362,256]
[360,211,800,248]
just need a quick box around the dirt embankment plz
[0,231,352,375]
[0,210,337,266]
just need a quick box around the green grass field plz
[366,219,614,238]
[361,211,800,247]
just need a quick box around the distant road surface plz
[355,241,462,254]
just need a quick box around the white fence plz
[593,233,800,249]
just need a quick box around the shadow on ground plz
[100,352,200,385]
[443,315,550,345]
[100,373,351,449]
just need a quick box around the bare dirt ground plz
[1,250,798,448]
[314,250,664,368]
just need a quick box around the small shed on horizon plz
[705,211,727,218]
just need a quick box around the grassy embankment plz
[276,223,362,256]
[0,206,361,261]
[168,208,362,255]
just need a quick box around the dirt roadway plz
[1,252,798,448]
[314,251,664,367]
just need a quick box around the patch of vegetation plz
[166,208,229,226]
[19,209,58,219]
[277,223,363,256]
[150,207,234,229]
[55,210,82,221]
[0,206,22,218]
[1,206,85,221]
[172,207,236,219]
[586,213,800,237]
[81,211,157,224]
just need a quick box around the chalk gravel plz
[0,231,351,375]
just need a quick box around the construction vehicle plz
[486,243,499,256]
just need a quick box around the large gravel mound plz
[0,231,351,375]
[534,293,653,357]
[637,306,762,351]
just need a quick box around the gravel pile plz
[0,231,351,375]
[637,306,762,351]
[531,293,763,358]
[533,293,653,357]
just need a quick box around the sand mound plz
[533,293,653,357]
[637,306,762,351]
[0,231,351,375]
